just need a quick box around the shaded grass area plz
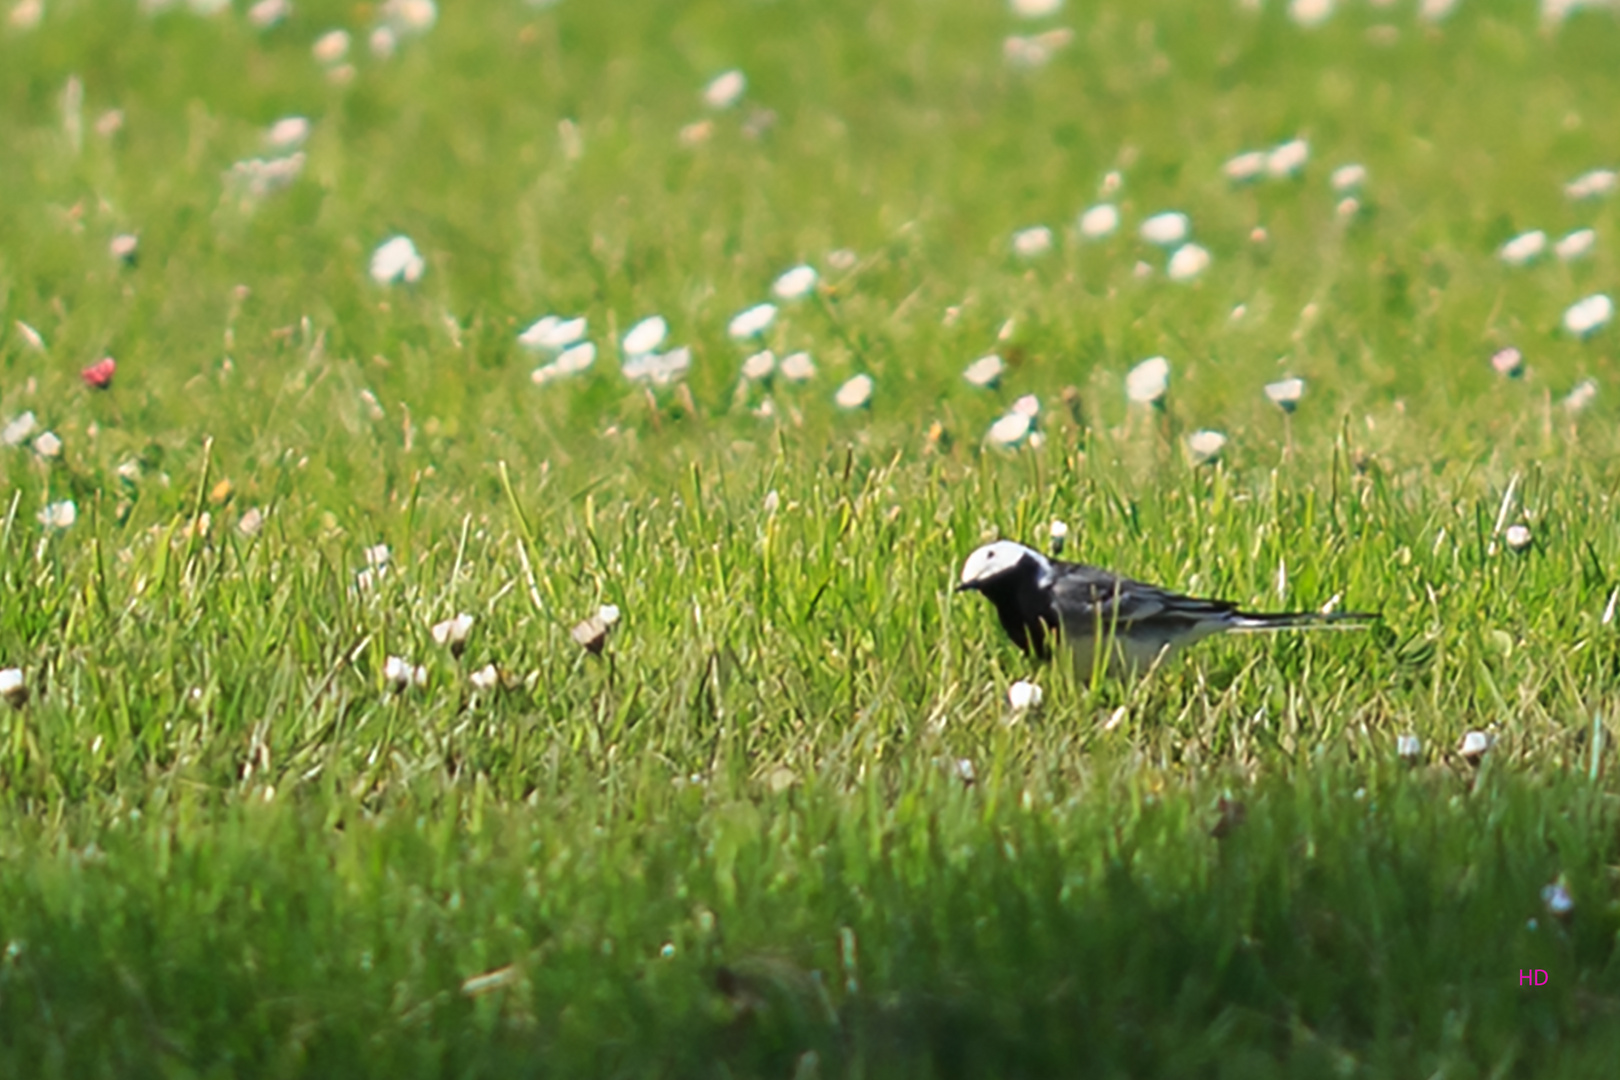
[2,768,1617,1078]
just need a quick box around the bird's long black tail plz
[1229,610,1380,632]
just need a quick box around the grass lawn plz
[2,0,1620,1075]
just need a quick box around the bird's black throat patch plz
[964,554,1061,660]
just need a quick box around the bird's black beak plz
[955,581,977,593]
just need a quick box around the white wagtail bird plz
[957,539,1376,678]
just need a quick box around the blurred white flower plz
[531,342,596,385]
[1564,378,1598,413]
[1166,243,1211,282]
[986,411,1032,448]
[247,0,289,30]
[1330,163,1367,192]
[1491,347,1524,378]
[1009,0,1062,15]
[1264,377,1305,412]
[1011,394,1039,418]
[1126,356,1170,405]
[383,655,427,691]
[1223,150,1266,183]
[1542,878,1574,917]
[519,315,587,352]
[835,374,874,409]
[37,500,76,529]
[622,315,668,356]
[728,303,777,340]
[703,69,746,109]
[469,663,500,692]
[779,351,816,382]
[380,0,437,35]
[225,153,306,200]
[109,234,138,264]
[238,507,264,536]
[1049,519,1069,554]
[1565,168,1617,200]
[1265,138,1310,179]
[431,612,474,654]
[1007,680,1043,710]
[963,354,1004,388]
[1397,733,1421,760]
[1459,730,1493,760]
[1100,170,1122,196]
[1012,225,1054,258]
[33,431,61,459]
[369,236,425,284]
[1498,230,1546,266]
[9,0,43,31]
[1504,524,1533,552]
[312,29,350,65]
[1288,0,1334,28]
[3,411,38,447]
[370,27,397,59]
[1077,203,1120,239]
[1563,294,1613,337]
[622,346,691,386]
[1139,211,1189,247]
[826,248,858,271]
[266,116,311,150]
[598,603,621,626]
[1419,0,1460,20]
[0,668,25,708]
[741,349,776,380]
[772,264,818,300]
[1186,429,1227,465]
[1555,228,1596,261]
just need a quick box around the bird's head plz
[957,540,1050,592]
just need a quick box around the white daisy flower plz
[1563,378,1598,413]
[622,315,668,357]
[1563,294,1613,338]
[1330,163,1367,192]
[741,349,776,380]
[1166,243,1211,282]
[1011,394,1040,418]
[1186,430,1227,465]
[1498,230,1546,266]
[771,264,818,301]
[703,69,746,110]
[3,411,38,446]
[1125,356,1170,405]
[1007,680,1043,710]
[1490,347,1524,378]
[531,342,595,385]
[518,315,587,352]
[779,351,816,382]
[987,411,1032,448]
[1077,203,1120,239]
[312,29,351,65]
[37,500,76,529]
[1009,0,1062,16]
[1288,0,1335,28]
[247,0,290,30]
[1011,225,1054,258]
[1565,168,1617,200]
[109,234,138,264]
[728,302,777,340]
[469,664,500,692]
[369,236,425,284]
[963,354,1004,388]
[1504,524,1533,552]
[1265,138,1310,179]
[622,346,691,387]
[380,0,437,35]
[1264,377,1305,412]
[1223,151,1266,184]
[1397,734,1421,760]
[431,612,475,654]
[266,116,311,150]
[1458,730,1493,760]
[0,668,25,707]
[1555,228,1596,261]
[33,431,61,459]
[383,655,427,691]
[834,374,874,409]
[1139,211,1189,247]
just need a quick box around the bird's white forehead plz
[960,540,1049,585]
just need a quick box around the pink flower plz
[81,357,116,389]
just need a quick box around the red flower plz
[81,357,116,389]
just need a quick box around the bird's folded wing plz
[1051,565,1239,633]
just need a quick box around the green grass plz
[2,0,1620,1075]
